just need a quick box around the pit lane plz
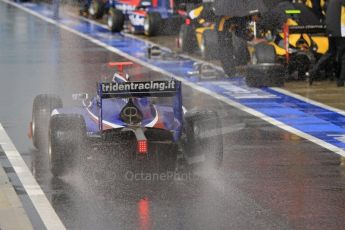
[1,1,345,230]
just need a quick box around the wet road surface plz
[1,2,345,230]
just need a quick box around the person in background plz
[325,0,345,86]
[307,0,345,86]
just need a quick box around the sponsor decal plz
[328,134,345,144]
[100,80,177,97]
[115,3,136,13]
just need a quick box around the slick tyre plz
[201,29,218,60]
[245,64,285,87]
[108,8,125,32]
[49,114,86,177]
[184,109,223,168]
[32,94,62,151]
[179,24,197,53]
[232,33,250,65]
[218,31,248,76]
[144,12,162,36]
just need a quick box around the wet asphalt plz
[1,2,345,230]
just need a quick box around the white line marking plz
[0,124,66,230]
[3,0,345,160]
[272,87,345,116]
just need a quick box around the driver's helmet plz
[112,72,130,83]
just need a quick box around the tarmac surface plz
[0,1,345,230]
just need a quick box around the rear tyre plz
[144,12,162,36]
[218,31,249,76]
[108,8,125,32]
[245,64,286,87]
[201,29,218,60]
[232,33,250,66]
[88,0,105,19]
[32,94,62,151]
[49,114,86,177]
[184,109,223,168]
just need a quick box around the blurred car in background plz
[248,1,330,84]
[81,0,194,36]
[178,1,219,60]
[29,62,223,177]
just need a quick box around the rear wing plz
[96,80,183,134]
[283,9,327,35]
[282,23,327,63]
[98,80,180,98]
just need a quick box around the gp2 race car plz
[213,1,330,87]
[81,0,186,36]
[29,62,223,177]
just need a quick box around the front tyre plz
[217,30,249,76]
[32,94,62,151]
[108,8,125,32]
[49,114,86,177]
[179,24,197,53]
[201,29,218,60]
[144,12,162,36]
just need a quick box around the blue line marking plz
[19,2,345,151]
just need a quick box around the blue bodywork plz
[53,79,183,142]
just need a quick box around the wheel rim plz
[144,17,150,33]
[108,16,113,28]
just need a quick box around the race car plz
[246,2,330,84]
[212,1,330,87]
[29,62,223,177]
[178,1,219,60]
[81,0,187,36]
